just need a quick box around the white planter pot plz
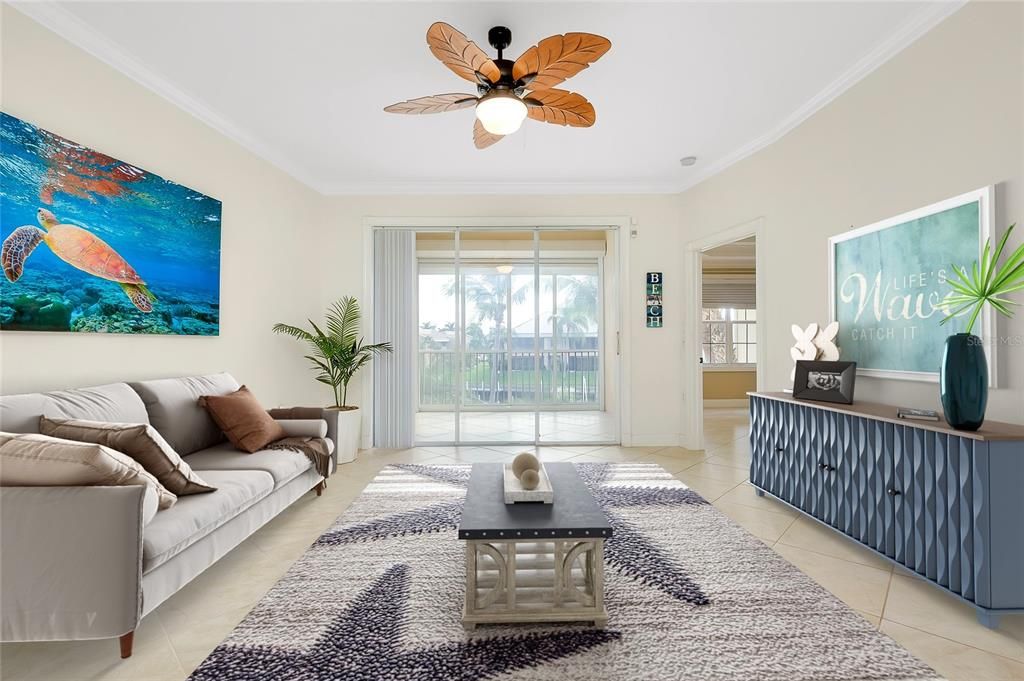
[324,407,361,464]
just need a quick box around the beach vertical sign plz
[829,187,992,381]
[646,272,663,328]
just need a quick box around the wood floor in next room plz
[1,408,1021,681]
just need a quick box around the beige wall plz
[703,371,756,401]
[0,7,327,408]
[677,2,1024,424]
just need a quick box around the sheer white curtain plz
[372,229,416,448]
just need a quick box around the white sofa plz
[0,373,333,658]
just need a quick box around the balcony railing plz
[419,350,599,408]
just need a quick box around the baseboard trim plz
[704,399,749,408]
[627,433,684,448]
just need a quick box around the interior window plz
[701,307,756,366]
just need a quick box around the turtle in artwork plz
[1,208,156,312]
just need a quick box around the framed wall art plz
[646,272,662,328]
[0,112,222,335]
[829,187,993,383]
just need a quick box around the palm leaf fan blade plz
[473,119,504,149]
[525,89,596,127]
[427,22,501,84]
[383,94,478,114]
[512,33,611,90]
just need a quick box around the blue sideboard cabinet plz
[749,392,1024,628]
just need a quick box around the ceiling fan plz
[384,23,611,149]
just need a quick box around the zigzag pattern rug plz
[188,462,942,680]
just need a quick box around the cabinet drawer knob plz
[887,488,902,496]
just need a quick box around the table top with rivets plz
[458,462,613,541]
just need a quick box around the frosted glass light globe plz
[475,92,528,135]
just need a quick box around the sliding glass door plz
[413,227,615,446]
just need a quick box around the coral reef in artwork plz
[0,112,221,335]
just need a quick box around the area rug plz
[188,463,942,680]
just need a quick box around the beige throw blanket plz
[266,437,331,479]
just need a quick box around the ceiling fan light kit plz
[476,91,527,135]
[385,22,610,148]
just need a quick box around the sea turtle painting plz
[2,208,156,312]
[0,111,221,335]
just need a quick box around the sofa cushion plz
[0,383,148,434]
[129,373,240,455]
[142,469,273,573]
[39,417,216,496]
[0,432,176,510]
[0,393,49,434]
[186,442,312,487]
[197,386,285,453]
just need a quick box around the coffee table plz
[458,462,612,630]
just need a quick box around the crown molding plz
[13,1,965,198]
[10,1,332,194]
[323,179,681,196]
[674,0,966,195]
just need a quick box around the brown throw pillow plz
[0,431,177,509]
[39,417,216,496]
[198,385,285,453]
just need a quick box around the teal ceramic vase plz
[940,333,988,431]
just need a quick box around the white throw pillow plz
[0,431,176,510]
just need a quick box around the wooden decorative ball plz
[511,452,540,479]
[519,468,540,490]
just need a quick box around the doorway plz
[700,235,757,450]
[371,224,624,448]
[682,218,765,451]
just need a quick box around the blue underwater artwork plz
[0,112,221,335]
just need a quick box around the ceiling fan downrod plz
[488,26,512,59]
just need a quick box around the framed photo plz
[828,187,994,384]
[793,360,857,404]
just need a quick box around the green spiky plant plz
[273,297,392,408]
[941,224,1024,334]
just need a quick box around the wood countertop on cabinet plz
[748,391,1024,442]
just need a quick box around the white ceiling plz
[19,1,963,195]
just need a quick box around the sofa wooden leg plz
[314,481,325,497]
[119,631,134,659]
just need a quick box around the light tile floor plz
[416,410,618,444]
[1,408,1021,680]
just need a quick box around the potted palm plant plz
[273,297,392,462]
[940,223,1024,430]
